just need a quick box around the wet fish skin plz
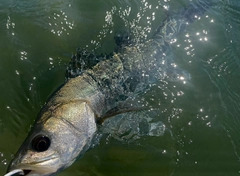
[7,1,213,175]
[8,75,103,175]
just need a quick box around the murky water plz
[0,0,240,175]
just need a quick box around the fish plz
[6,1,213,175]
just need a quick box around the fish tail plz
[154,0,213,43]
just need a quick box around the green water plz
[1,0,240,175]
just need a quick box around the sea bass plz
[7,1,212,175]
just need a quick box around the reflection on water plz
[1,0,240,175]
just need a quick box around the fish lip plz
[11,155,60,176]
[25,153,59,165]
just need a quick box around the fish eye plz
[31,135,51,152]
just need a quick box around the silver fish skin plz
[7,1,212,175]
[8,75,103,176]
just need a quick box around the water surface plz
[0,0,240,175]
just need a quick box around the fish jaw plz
[9,155,61,176]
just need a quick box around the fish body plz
[7,1,213,175]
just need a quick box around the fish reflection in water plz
[6,0,213,176]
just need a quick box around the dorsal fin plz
[65,48,113,79]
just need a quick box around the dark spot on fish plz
[31,135,51,152]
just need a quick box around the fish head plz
[8,101,97,176]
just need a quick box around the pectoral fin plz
[96,104,146,125]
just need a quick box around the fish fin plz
[65,48,97,79]
[96,104,146,125]
[65,48,113,79]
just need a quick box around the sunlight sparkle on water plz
[20,51,28,60]
[179,76,185,80]
[206,122,211,127]
[15,70,19,75]
[48,10,74,36]
[6,16,16,34]
[177,91,184,96]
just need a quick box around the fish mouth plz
[19,169,47,176]
[10,156,60,176]
[16,169,49,176]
